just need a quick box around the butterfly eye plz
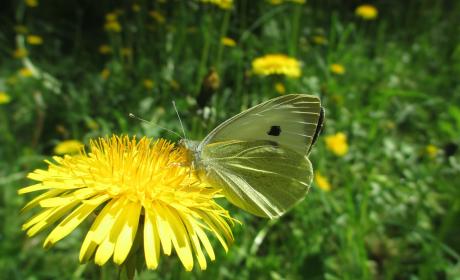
[267,126,281,136]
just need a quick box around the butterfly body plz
[179,94,324,219]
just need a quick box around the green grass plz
[1,0,460,279]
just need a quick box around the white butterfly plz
[179,94,324,219]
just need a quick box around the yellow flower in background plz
[355,5,378,20]
[99,45,111,54]
[0,93,11,104]
[27,35,43,45]
[330,94,344,105]
[170,80,180,89]
[26,0,38,7]
[101,69,110,79]
[19,68,34,77]
[14,25,28,34]
[122,48,132,56]
[252,54,301,78]
[275,83,286,94]
[266,0,283,4]
[54,140,84,155]
[425,145,437,157]
[104,21,122,32]
[330,64,345,75]
[314,172,331,192]
[19,136,235,272]
[197,0,233,8]
[87,121,99,129]
[313,36,327,44]
[325,132,349,157]
[221,38,236,47]
[287,0,306,3]
[149,11,165,23]
[106,13,117,22]
[7,76,18,85]
[132,4,141,11]
[143,79,154,88]
[13,49,28,58]
[187,27,197,34]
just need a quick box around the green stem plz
[215,9,231,72]
[289,4,302,57]
[196,20,211,95]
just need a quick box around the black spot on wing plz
[267,125,281,136]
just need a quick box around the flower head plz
[132,4,141,11]
[313,36,327,44]
[19,68,34,77]
[252,54,301,78]
[13,49,28,58]
[314,172,330,192]
[325,132,349,156]
[104,21,122,32]
[425,145,437,157]
[54,140,84,155]
[26,0,38,7]
[330,64,345,75]
[197,0,233,9]
[143,79,154,88]
[149,11,165,23]
[0,92,11,104]
[101,69,110,79]
[221,38,236,47]
[27,35,43,45]
[19,136,235,272]
[275,83,286,94]
[170,80,180,89]
[99,45,111,54]
[355,5,378,20]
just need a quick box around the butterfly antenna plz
[172,101,187,139]
[129,113,183,138]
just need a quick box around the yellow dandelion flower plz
[313,36,327,44]
[122,48,132,56]
[314,172,331,192]
[170,80,180,89]
[387,122,395,130]
[330,94,344,105]
[325,132,349,157]
[197,0,232,8]
[99,45,111,54]
[143,80,154,88]
[425,145,437,157]
[252,54,301,78]
[26,0,38,7]
[104,21,122,32]
[19,136,235,272]
[187,27,197,34]
[27,35,43,45]
[132,4,141,11]
[7,76,18,85]
[19,68,34,77]
[355,5,378,20]
[221,38,236,47]
[275,83,286,94]
[13,49,28,58]
[0,93,11,104]
[330,64,345,75]
[220,1,232,9]
[287,0,306,3]
[54,140,84,155]
[106,13,117,22]
[149,11,165,23]
[56,125,66,134]
[101,69,110,79]
[14,25,28,34]
[266,0,283,4]
[87,121,99,129]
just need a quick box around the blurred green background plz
[1,0,460,279]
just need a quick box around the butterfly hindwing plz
[197,140,313,218]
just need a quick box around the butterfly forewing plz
[199,94,322,155]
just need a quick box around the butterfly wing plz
[198,140,313,219]
[198,94,323,156]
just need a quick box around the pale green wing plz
[198,94,322,156]
[198,140,313,219]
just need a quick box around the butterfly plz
[178,94,324,219]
